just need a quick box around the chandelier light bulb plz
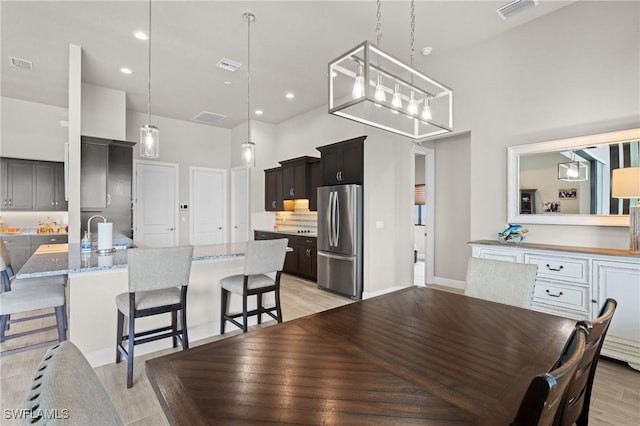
[421,98,433,121]
[391,83,402,114]
[352,65,365,99]
[374,74,386,102]
[407,91,418,115]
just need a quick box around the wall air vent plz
[496,0,539,20]
[192,111,227,126]
[216,58,242,72]
[9,56,34,71]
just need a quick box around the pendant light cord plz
[410,0,415,67]
[247,13,252,143]
[147,0,152,125]
[375,0,382,46]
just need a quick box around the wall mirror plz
[507,128,640,226]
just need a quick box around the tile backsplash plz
[0,212,68,229]
[275,202,317,232]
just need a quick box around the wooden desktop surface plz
[146,286,576,425]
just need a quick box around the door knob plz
[218,227,223,230]
[168,228,175,231]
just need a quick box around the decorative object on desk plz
[612,166,640,253]
[559,188,577,199]
[498,224,528,244]
[544,201,560,212]
[328,0,453,139]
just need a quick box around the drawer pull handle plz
[545,264,564,272]
[546,289,564,298]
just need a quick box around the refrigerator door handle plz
[335,193,340,245]
[327,191,334,247]
[318,251,351,261]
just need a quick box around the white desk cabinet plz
[470,240,640,369]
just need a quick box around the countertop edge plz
[468,239,640,259]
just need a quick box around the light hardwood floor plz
[1,275,639,425]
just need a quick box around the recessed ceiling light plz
[421,46,433,56]
[255,110,263,115]
[120,67,132,74]
[223,80,233,86]
[133,31,148,40]
[285,92,295,99]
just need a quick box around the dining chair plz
[220,238,288,334]
[464,257,537,308]
[512,324,588,426]
[23,341,123,425]
[115,245,193,388]
[554,298,617,426]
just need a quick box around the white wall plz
[126,111,231,245]
[423,0,638,251]
[81,83,126,140]
[0,97,68,161]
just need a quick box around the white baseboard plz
[431,276,465,291]
[363,285,409,299]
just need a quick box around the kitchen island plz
[16,242,268,366]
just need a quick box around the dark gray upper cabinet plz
[317,136,366,186]
[1,158,66,211]
[279,156,319,200]
[2,158,34,210]
[81,138,109,211]
[34,162,67,211]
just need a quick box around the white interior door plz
[190,167,226,245]
[134,161,178,247]
[230,167,249,243]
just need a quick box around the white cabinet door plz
[594,259,640,368]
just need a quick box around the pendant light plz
[241,12,256,168]
[329,0,453,139]
[140,0,159,158]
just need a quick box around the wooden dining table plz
[146,286,576,425]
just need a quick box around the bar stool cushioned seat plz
[115,287,181,315]
[23,341,123,425]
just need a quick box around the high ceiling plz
[1,1,574,129]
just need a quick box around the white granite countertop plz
[16,242,248,279]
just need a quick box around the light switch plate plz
[375,220,384,229]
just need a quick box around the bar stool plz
[0,285,67,356]
[115,245,194,388]
[220,238,288,334]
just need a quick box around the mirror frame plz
[507,128,640,226]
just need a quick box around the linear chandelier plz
[328,0,453,139]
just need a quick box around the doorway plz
[414,146,434,286]
[133,160,179,247]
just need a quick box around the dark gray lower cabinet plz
[1,234,68,273]
[254,231,317,282]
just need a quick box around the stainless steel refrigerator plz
[317,184,363,300]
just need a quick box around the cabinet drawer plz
[533,280,589,312]
[477,247,522,263]
[254,231,275,240]
[526,254,589,283]
[299,236,316,247]
[31,234,68,245]
[1,235,30,248]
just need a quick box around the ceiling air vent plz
[9,56,34,71]
[192,111,227,126]
[496,0,538,20]
[216,58,242,72]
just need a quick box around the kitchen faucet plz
[86,215,107,243]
